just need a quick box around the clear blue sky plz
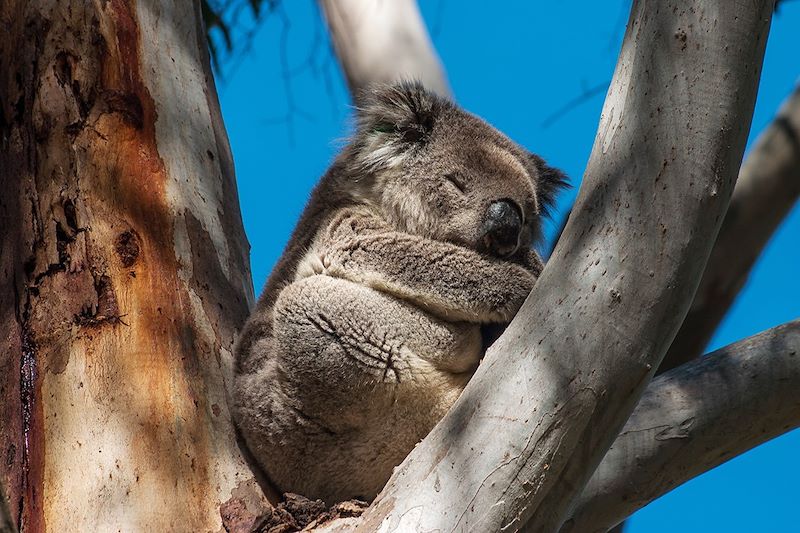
[217,2,800,530]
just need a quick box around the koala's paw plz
[295,251,332,280]
[493,267,537,322]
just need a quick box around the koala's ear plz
[351,81,446,171]
[527,153,569,218]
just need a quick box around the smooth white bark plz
[351,2,774,531]
[319,0,450,97]
[563,319,800,532]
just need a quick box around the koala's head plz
[344,81,567,261]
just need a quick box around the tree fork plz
[351,2,774,531]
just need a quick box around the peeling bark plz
[661,84,800,372]
[564,319,800,532]
[0,0,268,530]
[349,2,774,531]
[319,0,450,97]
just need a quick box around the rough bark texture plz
[0,486,13,533]
[564,319,800,532]
[660,85,800,372]
[0,0,269,530]
[319,0,450,97]
[348,2,773,531]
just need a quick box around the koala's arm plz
[313,209,539,324]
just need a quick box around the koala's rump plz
[235,274,479,503]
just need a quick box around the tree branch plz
[660,85,800,372]
[562,319,800,532]
[599,80,800,533]
[349,2,773,531]
[318,0,450,97]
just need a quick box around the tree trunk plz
[0,1,269,531]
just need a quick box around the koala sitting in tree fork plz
[233,81,566,505]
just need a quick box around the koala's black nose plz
[482,200,523,258]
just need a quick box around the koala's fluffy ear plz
[527,153,569,218]
[350,81,448,172]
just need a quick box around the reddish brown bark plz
[0,1,268,530]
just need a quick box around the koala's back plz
[233,162,343,376]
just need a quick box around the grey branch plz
[661,84,800,372]
[348,2,774,531]
[318,0,450,97]
[563,319,800,532]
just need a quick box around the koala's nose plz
[482,200,523,258]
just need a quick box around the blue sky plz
[217,2,800,530]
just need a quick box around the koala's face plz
[384,116,546,258]
[348,83,566,260]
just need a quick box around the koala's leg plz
[243,274,481,503]
[316,209,539,324]
[274,274,481,411]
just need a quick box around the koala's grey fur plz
[233,82,566,504]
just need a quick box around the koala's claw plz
[295,253,329,280]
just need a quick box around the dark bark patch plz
[53,50,90,125]
[220,497,261,533]
[103,90,143,129]
[219,478,273,533]
[19,328,45,533]
[115,229,141,267]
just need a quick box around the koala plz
[233,82,566,505]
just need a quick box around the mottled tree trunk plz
[0,0,269,531]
